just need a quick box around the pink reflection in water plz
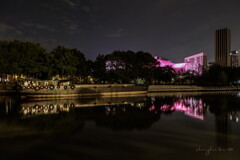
[156,98,204,120]
[159,104,175,112]
[174,99,190,112]
[149,105,156,111]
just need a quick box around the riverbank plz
[148,85,240,92]
[1,84,240,97]
[18,84,148,98]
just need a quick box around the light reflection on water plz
[0,93,240,160]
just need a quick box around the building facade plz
[105,60,126,71]
[230,51,240,67]
[154,57,188,72]
[215,28,231,67]
[184,52,207,75]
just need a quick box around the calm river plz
[0,92,240,160]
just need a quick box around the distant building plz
[230,51,240,67]
[105,60,126,71]
[184,52,207,75]
[215,28,231,67]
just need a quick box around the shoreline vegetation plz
[1,40,240,88]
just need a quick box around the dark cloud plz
[61,0,77,7]
[107,29,124,38]
[21,22,55,32]
[81,5,91,12]
[0,23,23,39]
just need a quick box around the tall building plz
[184,52,207,75]
[215,28,231,67]
[230,50,240,67]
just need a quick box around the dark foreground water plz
[1,92,240,160]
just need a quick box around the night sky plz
[1,0,240,62]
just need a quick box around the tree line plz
[0,40,88,80]
[1,40,240,86]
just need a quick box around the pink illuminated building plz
[154,57,189,71]
[154,53,207,75]
[184,52,207,75]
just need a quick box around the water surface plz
[0,92,240,160]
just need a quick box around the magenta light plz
[155,57,189,70]
[184,52,207,75]
[157,98,204,120]
[156,59,174,67]
[173,63,188,69]
[174,100,189,111]
[160,104,170,111]
[149,105,156,111]
[185,112,204,120]
[160,104,175,111]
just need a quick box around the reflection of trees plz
[2,93,240,137]
[203,94,240,148]
[149,96,206,119]
[74,104,161,131]
[1,98,161,133]
[215,113,230,148]
[149,96,178,114]
[150,93,240,147]
[0,97,21,121]
[0,97,85,135]
[19,112,85,134]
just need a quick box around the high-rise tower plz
[230,51,240,67]
[215,28,231,67]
